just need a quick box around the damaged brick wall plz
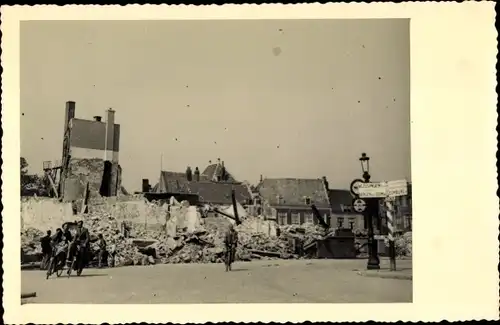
[62,158,122,202]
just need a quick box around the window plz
[404,215,412,231]
[304,197,311,205]
[337,216,344,228]
[341,204,353,213]
[401,195,408,208]
[304,213,314,224]
[291,213,300,225]
[324,214,330,226]
[278,212,287,225]
[348,217,356,229]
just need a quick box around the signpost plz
[357,179,408,271]
[350,179,365,196]
[358,182,388,198]
[387,180,408,197]
[352,198,367,213]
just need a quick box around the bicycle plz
[46,245,66,279]
[67,244,86,277]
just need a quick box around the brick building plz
[256,178,331,225]
[58,101,122,200]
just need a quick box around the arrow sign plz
[387,179,408,197]
[358,181,388,198]
[352,198,367,213]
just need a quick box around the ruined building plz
[149,158,253,206]
[45,101,123,201]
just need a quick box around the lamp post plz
[359,153,380,270]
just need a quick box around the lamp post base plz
[367,236,380,270]
[367,257,381,270]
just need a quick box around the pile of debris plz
[21,197,339,267]
[21,227,44,263]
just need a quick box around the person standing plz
[96,234,107,268]
[109,243,117,268]
[223,223,238,272]
[40,230,52,270]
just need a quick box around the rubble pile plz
[21,227,45,263]
[279,224,331,244]
[21,195,344,267]
[395,231,412,257]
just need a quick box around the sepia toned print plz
[2,3,497,324]
[20,18,412,304]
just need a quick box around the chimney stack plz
[104,108,115,161]
[64,101,76,136]
[322,176,329,191]
[209,160,212,164]
[186,166,193,181]
[194,167,200,182]
[93,116,102,122]
[217,158,221,164]
[142,179,150,193]
[260,174,263,182]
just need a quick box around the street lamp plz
[358,152,380,270]
[359,152,371,182]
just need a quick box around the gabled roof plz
[152,170,250,205]
[328,189,355,213]
[257,178,330,209]
[187,182,251,205]
[202,163,236,182]
[156,171,191,193]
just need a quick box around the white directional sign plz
[387,179,408,197]
[352,198,367,213]
[358,182,388,198]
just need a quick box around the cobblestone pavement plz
[22,258,412,304]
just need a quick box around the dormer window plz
[305,197,311,205]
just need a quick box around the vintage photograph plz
[20,18,412,304]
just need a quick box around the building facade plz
[328,189,365,231]
[63,101,121,163]
[256,178,332,225]
[59,101,122,199]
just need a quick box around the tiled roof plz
[328,189,355,213]
[201,164,218,180]
[257,178,330,209]
[157,171,191,193]
[153,170,250,205]
[187,182,251,205]
[202,163,236,182]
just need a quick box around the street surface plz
[22,258,412,303]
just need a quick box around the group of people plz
[40,220,237,272]
[40,220,114,272]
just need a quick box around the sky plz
[20,19,411,192]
